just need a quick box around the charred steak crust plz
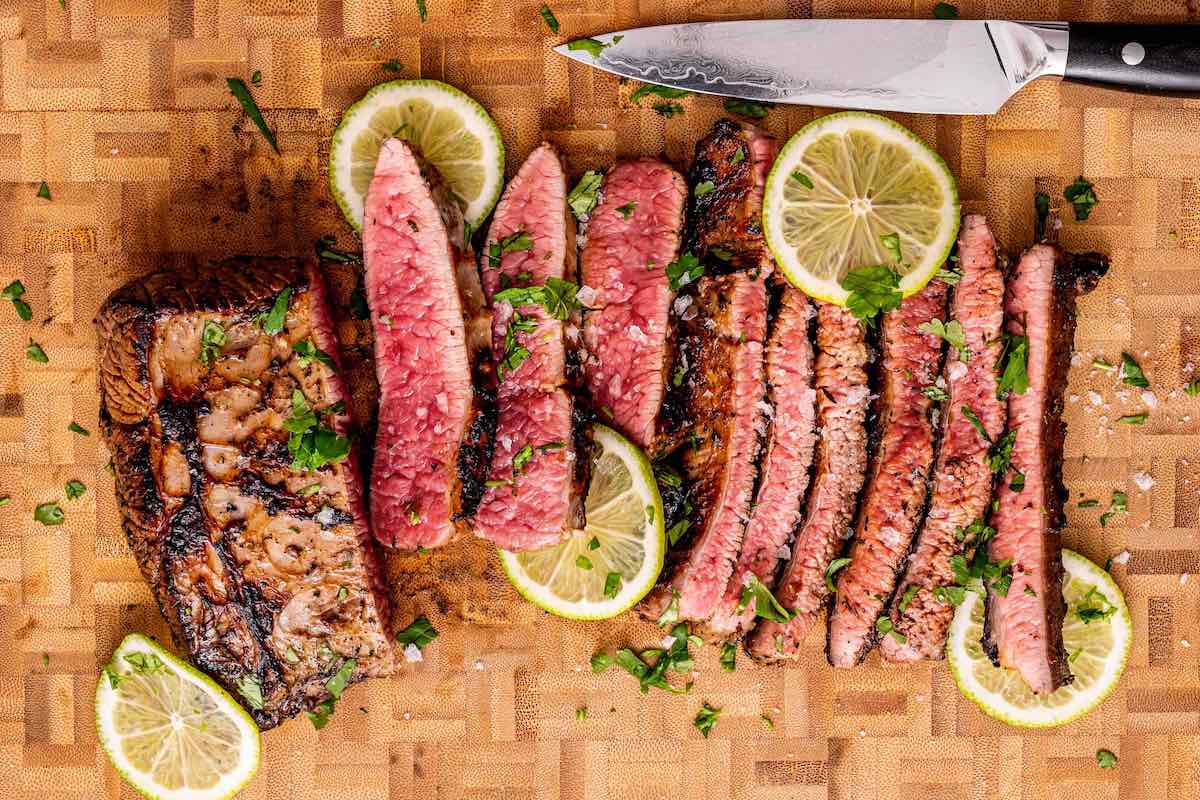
[746,302,870,660]
[580,159,687,450]
[705,286,817,638]
[365,139,488,551]
[97,258,394,729]
[475,143,585,552]
[827,281,948,667]
[883,215,1007,663]
[984,245,1108,694]
[637,120,776,623]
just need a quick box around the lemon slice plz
[96,633,260,800]
[329,79,505,232]
[498,424,665,620]
[763,111,960,304]
[947,549,1131,728]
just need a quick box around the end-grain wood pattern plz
[2,1,1199,798]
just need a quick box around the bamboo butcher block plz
[2,1,1199,798]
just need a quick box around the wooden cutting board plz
[3,1,1199,798]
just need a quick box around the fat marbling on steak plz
[882,215,1007,663]
[97,257,393,729]
[827,280,947,666]
[364,138,491,551]
[580,159,687,450]
[639,119,772,623]
[474,143,586,552]
[985,244,1108,694]
[746,302,870,660]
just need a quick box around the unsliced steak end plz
[365,138,483,551]
[475,143,582,551]
[984,244,1108,694]
[705,286,817,638]
[637,272,768,622]
[746,302,869,661]
[581,159,687,450]
[827,280,947,667]
[883,214,1007,663]
[97,258,394,729]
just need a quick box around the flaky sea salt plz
[1111,550,1130,566]
[1132,471,1155,492]
[1088,391,1104,406]
[576,285,598,306]
[1142,391,1158,409]
[404,644,423,663]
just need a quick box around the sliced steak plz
[882,215,1006,663]
[827,280,948,667]
[364,138,489,551]
[475,143,583,551]
[637,119,774,623]
[97,258,394,729]
[705,287,817,638]
[984,244,1108,694]
[745,302,870,660]
[581,159,687,450]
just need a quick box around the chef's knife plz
[554,20,1200,115]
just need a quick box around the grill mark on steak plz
[638,119,774,623]
[580,159,686,450]
[704,286,817,638]
[746,302,870,660]
[97,257,393,729]
[984,244,1108,694]
[475,143,584,551]
[364,139,487,550]
[882,215,1007,663]
[827,280,948,666]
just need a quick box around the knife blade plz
[555,20,1200,115]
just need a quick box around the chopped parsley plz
[603,572,622,598]
[396,616,439,649]
[2,280,32,320]
[37,181,51,200]
[575,554,593,570]
[605,621,695,694]
[314,234,362,264]
[1063,176,1099,221]
[656,591,681,626]
[284,389,351,472]
[1118,413,1148,425]
[260,287,292,334]
[919,318,969,361]
[666,251,704,291]
[307,657,357,729]
[226,77,279,154]
[880,232,903,263]
[67,421,89,436]
[824,557,851,593]
[1074,585,1117,624]
[382,60,403,72]
[1099,490,1127,527]
[416,0,427,22]
[538,3,558,33]
[1078,498,1100,508]
[693,702,721,738]
[997,333,1030,398]
[26,339,48,363]
[575,706,587,721]
[497,310,536,381]
[737,575,793,623]
[842,265,902,326]
[719,642,736,672]
[292,339,335,369]
[875,616,906,644]
[197,319,226,367]
[1034,191,1051,230]
[487,230,534,267]
[124,652,164,674]
[629,84,691,104]
[666,518,691,546]
[897,584,920,614]
[567,171,604,219]
[723,98,771,119]
[495,277,582,320]
[961,405,990,444]
[236,676,264,710]
[729,147,745,165]
[1095,749,1118,769]
[790,171,814,189]
[64,480,86,500]
[590,652,612,672]
[566,37,611,60]
[652,102,684,117]
[34,501,64,526]
[1186,379,1200,396]
[1120,352,1149,388]
[936,266,963,285]
[922,385,950,402]
[694,181,716,199]
[251,70,263,84]
[932,2,958,18]
[615,201,636,219]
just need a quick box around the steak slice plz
[704,286,817,638]
[637,119,774,623]
[580,159,687,450]
[827,280,948,667]
[365,138,490,551]
[97,258,393,729]
[746,302,869,660]
[985,244,1108,694]
[475,143,583,551]
[882,215,1007,663]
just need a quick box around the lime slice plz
[763,111,960,304]
[947,549,1131,728]
[329,79,505,232]
[96,633,260,800]
[498,424,665,620]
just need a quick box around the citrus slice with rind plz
[329,79,505,231]
[763,111,960,304]
[95,633,260,800]
[947,549,1131,727]
[498,424,665,620]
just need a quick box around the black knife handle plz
[1065,23,1200,94]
